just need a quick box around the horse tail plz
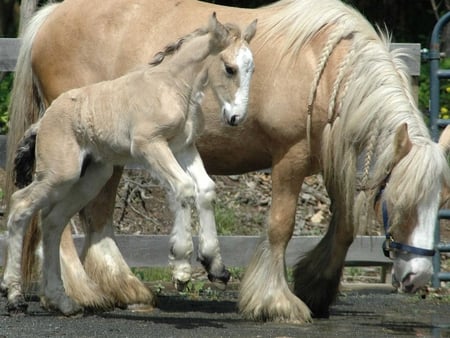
[14,122,39,189]
[5,3,59,202]
[5,3,60,289]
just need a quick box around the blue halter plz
[377,186,435,258]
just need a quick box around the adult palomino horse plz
[1,13,257,315]
[4,0,450,323]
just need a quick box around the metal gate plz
[428,11,450,287]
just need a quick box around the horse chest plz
[168,113,201,152]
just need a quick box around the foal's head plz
[149,13,256,126]
[205,13,257,126]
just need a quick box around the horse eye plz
[224,64,237,76]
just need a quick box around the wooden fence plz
[0,234,392,282]
[0,39,423,281]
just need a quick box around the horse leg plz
[2,183,48,312]
[238,148,312,324]
[59,225,115,310]
[293,200,353,318]
[40,163,114,315]
[79,166,156,310]
[133,139,196,290]
[175,144,229,285]
[165,191,194,291]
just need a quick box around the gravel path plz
[1,284,449,337]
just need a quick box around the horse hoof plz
[207,268,231,286]
[41,295,83,317]
[174,279,189,292]
[6,297,28,314]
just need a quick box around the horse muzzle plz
[222,104,246,126]
[392,255,433,293]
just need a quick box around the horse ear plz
[392,123,412,165]
[209,12,228,45]
[243,19,257,43]
[208,12,218,31]
[438,125,450,156]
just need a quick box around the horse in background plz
[4,0,450,323]
[1,13,257,315]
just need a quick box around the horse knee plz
[175,179,195,203]
[196,181,216,208]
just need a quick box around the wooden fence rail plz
[0,234,392,279]
[0,38,422,280]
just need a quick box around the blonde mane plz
[256,0,377,61]
[257,0,450,232]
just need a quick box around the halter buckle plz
[382,236,393,258]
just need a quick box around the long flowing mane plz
[256,0,450,230]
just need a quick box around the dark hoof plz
[207,268,231,286]
[6,298,28,315]
[311,308,330,319]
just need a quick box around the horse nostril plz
[401,272,416,292]
[230,115,237,126]
[402,272,414,284]
[404,284,414,293]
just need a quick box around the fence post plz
[429,11,450,287]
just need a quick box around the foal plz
[3,13,256,315]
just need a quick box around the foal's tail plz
[14,123,39,189]
[4,3,60,288]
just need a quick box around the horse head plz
[206,13,257,126]
[374,123,450,293]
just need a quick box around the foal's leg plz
[175,145,230,285]
[2,182,51,312]
[40,163,114,315]
[165,191,194,291]
[133,139,196,290]
[238,148,312,324]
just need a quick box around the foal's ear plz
[209,12,218,31]
[392,123,412,165]
[209,12,228,43]
[438,125,450,156]
[243,19,257,43]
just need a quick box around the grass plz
[131,266,244,283]
[130,266,244,298]
[132,267,172,282]
[214,203,238,235]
